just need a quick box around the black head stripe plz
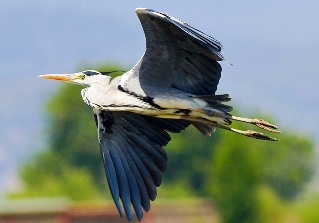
[82,70,101,76]
[100,70,126,76]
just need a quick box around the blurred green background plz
[7,64,317,223]
[1,1,319,222]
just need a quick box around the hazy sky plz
[0,1,318,193]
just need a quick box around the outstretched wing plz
[121,8,227,96]
[95,110,189,221]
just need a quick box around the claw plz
[231,116,280,133]
[215,124,278,141]
[245,130,278,141]
[255,124,281,133]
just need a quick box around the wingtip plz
[225,60,233,66]
[137,213,143,222]
[124,204,133,222]
[135,8,149,14]
[114,200,124,218]
[135,8,167,20]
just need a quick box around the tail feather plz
[193,94,233,112]
[192,122,216,136]
[193,94,231,102]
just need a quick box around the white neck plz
[80,75,111,107]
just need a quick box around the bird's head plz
[39,70,111,87]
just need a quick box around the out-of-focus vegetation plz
[12,64,318,223]
[163,113,315,223]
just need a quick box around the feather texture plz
[97,111,189,221]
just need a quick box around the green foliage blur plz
[162,115,315,223]
[206,121,314,223]
[16,64,317,222]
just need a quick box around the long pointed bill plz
[38,74,75,82]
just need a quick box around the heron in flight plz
[39,8,279,222]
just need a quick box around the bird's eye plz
[79,74,85,80]
[76,73,86,80]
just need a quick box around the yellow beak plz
[38,74,74,82]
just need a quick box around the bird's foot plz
[231,116,281,133]
[215,123,279,141]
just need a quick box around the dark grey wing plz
[95,110,189,222]
[123,8,227,96]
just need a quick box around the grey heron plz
[39,8,280,222]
